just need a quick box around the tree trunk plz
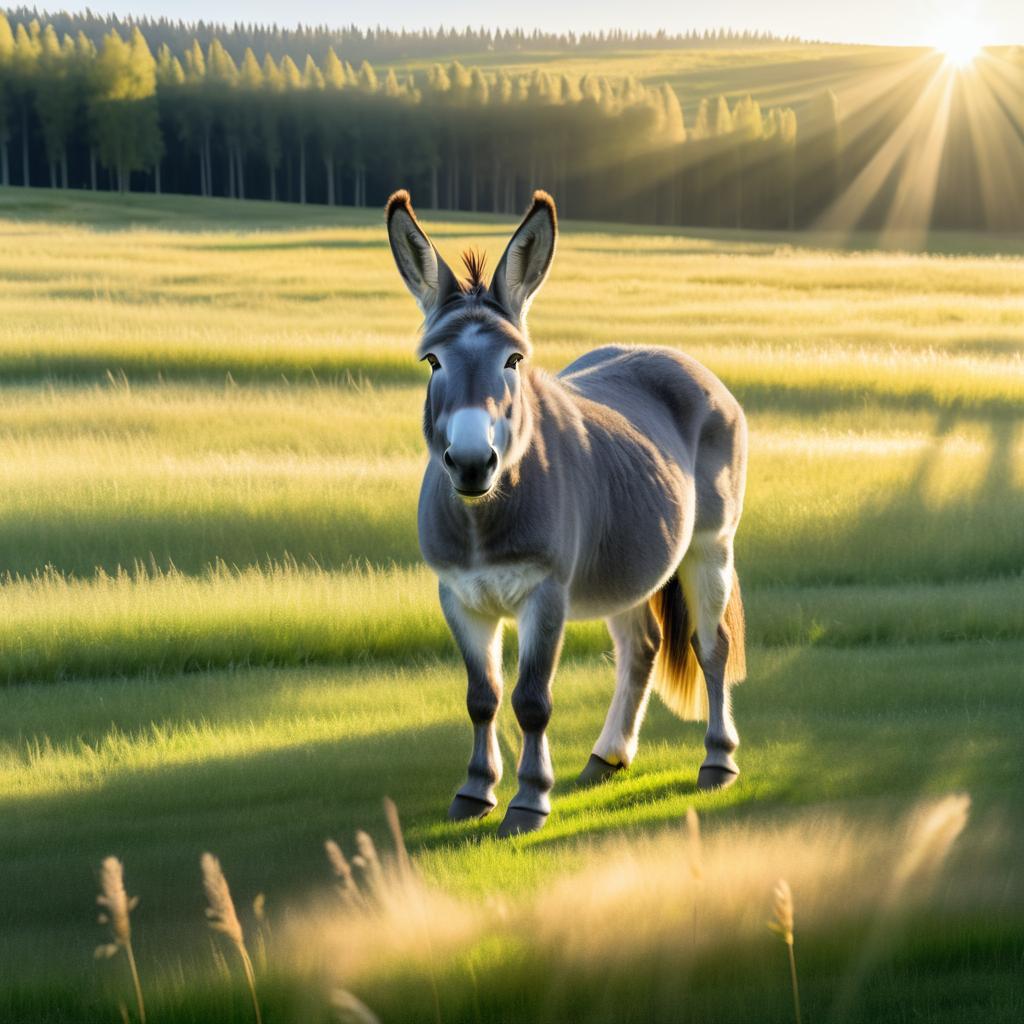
[491,157,500,212]
[430,164,439,209]
[470,160,478,211]
[299,139,306,204]
[236,148,245,200]
[49,162,56,189]
[227,147,236,199]
[325,155,335,205]
[787,148,795,231]
[203,129,213,196]
[61,150,68,189]
[1,138,9,186]
[20,103,30,186]
[154,161,161,195]
[504,174,514,214]
[90,147,97,191]
[269,163,277,202]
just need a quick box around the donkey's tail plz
[648,568,747,722]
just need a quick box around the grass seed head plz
[769,878,795,946]
[201,852,244,946]
[96,856,137,951]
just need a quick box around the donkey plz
[386,189,748,837]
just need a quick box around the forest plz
[3,8,808,63]
[0,10,1020,229]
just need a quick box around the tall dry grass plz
[83,793,978,1021]
[94,856,146,1024]
[201,852,262,1024]
[769,879,801,1024]
[277,794,973,1019]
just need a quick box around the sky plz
[72,0,1024,46]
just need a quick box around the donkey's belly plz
[561,468,696,618]
[567,506,694,621]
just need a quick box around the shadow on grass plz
[746,407,1024,586]
[1,635,1022,1018]
[3,185,1023,255]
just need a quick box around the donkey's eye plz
[505,353,524,370]
[423,353,441,371]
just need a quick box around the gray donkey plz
[386,189,748,837]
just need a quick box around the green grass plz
[0,186,1021,1022]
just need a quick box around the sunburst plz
[927,11,988,69]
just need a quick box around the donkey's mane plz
[460,248,488,293]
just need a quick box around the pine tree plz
[12,21,41,186]
[260,53,284,201]
[0,14,15,186]
[732,94,764,227]
[278,54,303,202]
[182,39,212,195]
[234,48,262,199]
[34,26,77,187]
[206,39,238,197]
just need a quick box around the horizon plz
[6,0,1023,48]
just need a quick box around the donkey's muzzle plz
[443,446,499,497]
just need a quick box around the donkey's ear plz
[489,190,557,327]
[386,190,460,316]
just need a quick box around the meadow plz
[0,186,1022,1023]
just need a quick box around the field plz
[1,186,1022,1023]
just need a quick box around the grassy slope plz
[0,187,1022,1022]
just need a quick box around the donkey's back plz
[560,343,747,538]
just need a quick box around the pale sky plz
[61,0,1024,47]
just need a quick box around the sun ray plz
[815,58,953,237]
[960,54,1024,228]
[881,70,956,246]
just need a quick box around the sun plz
[928,12,988,69]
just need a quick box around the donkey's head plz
[386,189,557,499]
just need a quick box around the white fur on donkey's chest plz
[438,563,548,616]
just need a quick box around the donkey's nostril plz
[486,449,499,472]
[443,449,455,470]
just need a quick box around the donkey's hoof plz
[496,806,548,838]
[448,794,496,822]
[577,753,624,787]
[696,764,739,791]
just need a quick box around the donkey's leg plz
[439,583,504,821]
[498,578,567,837]
[680,533,741,790]
[578,602,660,786]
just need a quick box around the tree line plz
[2,13,1020,230]
[5,8,808,64]
[0,13,814,228]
